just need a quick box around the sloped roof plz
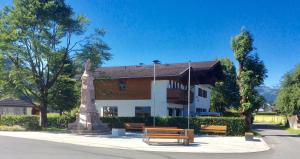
[94,60,220,79]
[0,99,34,107]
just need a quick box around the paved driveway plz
[0,124,299,159]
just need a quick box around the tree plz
[210,58,240,113]
[0,0,111,127]
[276,64,300,116]
[231,28,267,131]
[0,54,16,99]
[48,56,79,114]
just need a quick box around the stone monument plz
[68,60,110,134]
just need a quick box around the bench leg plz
[183,139,189,146]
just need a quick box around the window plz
[175,108,182,116]
[118,80,126,91]
[168,108,173,116]
[23,108,27,115]
[135,106,151,117]
[103,106,118,117]
[203,90,207,98]
[196,108,207,112]
[198,88,207,98]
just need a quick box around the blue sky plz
[1,0,300,87]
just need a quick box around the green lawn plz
[286,128,300,135]
[42,127,67,132]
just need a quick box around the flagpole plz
[153,62,156,127]
[152,60,160,127]
[188,61,191,129]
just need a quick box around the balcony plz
[167,88,194,104]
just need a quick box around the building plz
[0,99,35,115]
[94,60,223,117]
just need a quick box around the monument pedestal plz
[68,112,110,134]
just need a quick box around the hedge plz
[254,112,278,115]
[100,117,246,136]
[0,115,245,136]
[47,113,76,128]
[0,115,40,130]
[254,115,287,125]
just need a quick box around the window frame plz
[135,106,151,117]
[103,106,118,117]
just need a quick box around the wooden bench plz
[143,128,194,145]
[200,125,227,135]
[143,126,177,132]
[124,123,145,131]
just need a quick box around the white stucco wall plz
[193,84,212,112]
[26,107,32,115]
[95,80,169,117]
[0,107,32,115]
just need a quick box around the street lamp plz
[153,60,160,127]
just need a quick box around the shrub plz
[0,125,26,131]
[47,113,76,128]
[101,116,246,136]
[0,115,40,131]
[223,111,242,117]
[254,112,277,115]
[254,115,287,125]
[0,114,75,130]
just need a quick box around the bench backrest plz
[144,126,177,129]
[124,123,145,128]
[200,125,227,131]
[144,128,185,134]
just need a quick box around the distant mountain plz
[256,85,279,104]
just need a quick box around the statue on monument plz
[68,60,110,134]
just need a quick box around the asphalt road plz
[0,124,299,159]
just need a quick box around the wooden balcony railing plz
[167,88,194,104]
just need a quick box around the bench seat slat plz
[144,135,189,139]
[200,125,227,134]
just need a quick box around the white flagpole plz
[188,61,191,129]
[153,62,156,127]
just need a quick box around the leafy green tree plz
[210,58,240,113]
[0,54,16,99]
[74,29,112,72]
[48,56,79,114]
[231,28,267,130]
[0,0,111,127]
[276,64,300,115]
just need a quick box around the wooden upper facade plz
[95,78,152,100]
[94,61,224,101]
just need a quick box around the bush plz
[0,114,75,130]
[223,111,242,117]
[0,115,40,130]
[101,116,246,136]
[47,113,75,128]
[254,112,277,115]
[254,115,287,125]
[0,125,26,131]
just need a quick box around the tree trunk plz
[39,99,48,127]
[245,112,252,131]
